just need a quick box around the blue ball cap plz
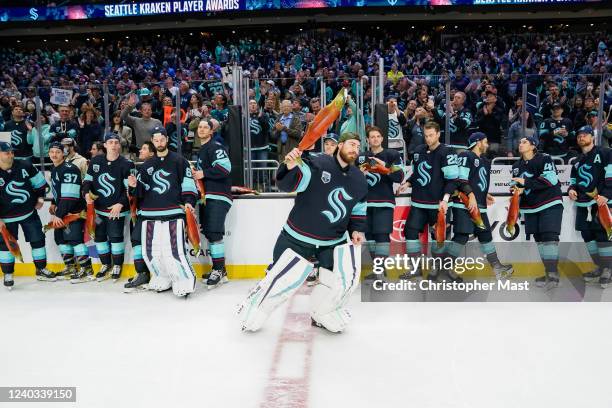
[49,141,64,152]
[577,126,594,136]
[323,133,338,143]
[0,141,13,152]
[151,126,167,137]
[467,132,487,149]
[104,132,121,142]
[524,136,538,147]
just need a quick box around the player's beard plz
[338,148,357,165]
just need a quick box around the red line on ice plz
[260,285,315,408]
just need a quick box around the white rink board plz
[15,195,589,266]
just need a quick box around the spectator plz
[539,102,575,160]
[110,111,133,158]
[3,104,33,161]
[60,138,88,178]
[272,99,303,161]
[90,141,105,158]
[49,105,79,143]
[387,63,404,86]
[27,113,52,160]
[120,93,163,148]
[508,111,538,153]
[323,133,339,156]
[77,103,103,158]
[476,90,506,154]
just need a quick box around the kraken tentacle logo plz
[11,130,23,146]
[249,118,262,135]
[366,172,381,187]
[521,171,534,195]
[6,181,30,204]
[477,166,488,191]
[97,173,116,198]
[578,164,593,188]
[322,187,353,223]
[416,161,432,186]
[152,169,171,194]
[388,119,399,139]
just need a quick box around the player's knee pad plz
[205,232,224,243]
[310,244,361,333]
[141,220,171,288]
[238,248,313,332]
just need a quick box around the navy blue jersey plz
[196,139,232,206]
[357,148,403,209]
[454,150,490,210]
[511,153,563,214]
[277,153,368,246]
[250,113,270,150]
[4,120,32,159]
[50,161,85,219]
[0,160,47,223]
[49,120,79,144]
[83,155,135,217]
[408,143,459,209]
[434,105,473,148]
[133,151,197,220]
[539,118,574,156]
[568,146,612,207]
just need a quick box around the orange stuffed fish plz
[1,228,22,263]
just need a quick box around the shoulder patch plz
[147,167,154,175]
[321,171,331,184]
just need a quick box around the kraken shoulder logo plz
[477,166,488,191]
[416,161,432,186]
[249,118,262,135]
[366,172,381,187]
[97,173,116,198]
[578,164,593,188]
[6,181,30,204]
[11,130,23,146]
[321,187,353,223]
[152,169,171,194]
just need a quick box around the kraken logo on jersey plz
[520,171,534,195]
[388,119,400,139]
[366,172,381,187]
[97,173,116,198]
[416,161,432,186]
[250,118,262,135]
[152,169,171,194]
[477,166,488,191]
[6,181,30,204]
[11,130,23,146]
[322,187,353,223]
[578,164,594,188]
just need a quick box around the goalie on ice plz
[238,132,368,333]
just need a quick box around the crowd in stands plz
[0,26,610,169]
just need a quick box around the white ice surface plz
[1,279,611,408]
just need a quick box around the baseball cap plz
[467,132,487,149]
[151,126,167,137]
[323,133,338,143]
[60,137,75,147]
[523,136,538,146]
[586,110,599,117]
[577,126,594,136]
[0,141,13,152]
[49,141,64,152]
[551,102,563,110]
[138,88,152,97]
[104,132,121,142]
[338,132,360,144]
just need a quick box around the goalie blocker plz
[238,243,361,333]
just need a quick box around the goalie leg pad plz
[238,248,313,332]
[142,220,172,292]
[310,244,361,333]
[163,219,196,297]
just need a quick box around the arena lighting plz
[64,39,68,42]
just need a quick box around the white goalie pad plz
[238,248,313,332]
[142,219,196,297]
[310,244,361,333]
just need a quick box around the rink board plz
[8,196,593,279]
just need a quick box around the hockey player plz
[567,126,612,288]
[359,126,404,281]
[511,136,563,288]
[192,119,232,289]
[127,126,198,297]
[49,141,94,283]
[82,133,135,282]
[0,141,56,289]
[123,141,155,293]
[238,132,368,333]
[449,132,513,280]
[398,121,459,280]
